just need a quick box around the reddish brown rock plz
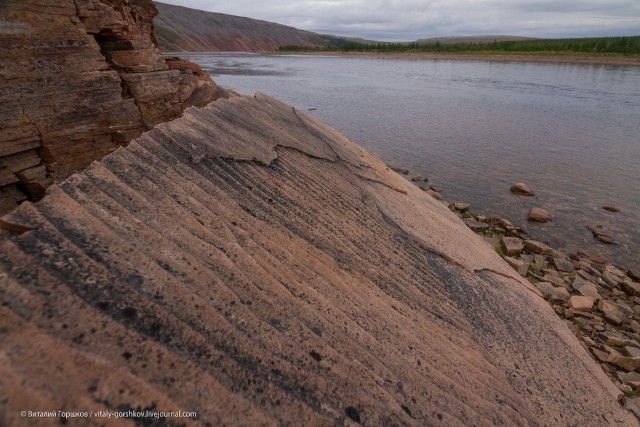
[510,182,535,196]
[0,93,633,426]
[0,0,220,214]
[528,208,553,223]
[602,205,621,213]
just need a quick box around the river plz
[183,52,640,269]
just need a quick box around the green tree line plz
[279,36,640,55]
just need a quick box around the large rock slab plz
[0,94,634,426]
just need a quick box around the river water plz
[184,53,640,269]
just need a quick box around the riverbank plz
[392,165,640,415]
[275,51,640,66]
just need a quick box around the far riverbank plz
[274,51,640,66]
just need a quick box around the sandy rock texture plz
[0,93,635,426]
[0,0,220,214]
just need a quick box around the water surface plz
[185,53,640,268]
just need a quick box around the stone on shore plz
[602,206,621,213]
[501,237,524,256]
[463,219,489,232]
[423,188,442,200]
[510,182,535,196]
[528,208,553,223]
[504,256,529,276]
[411,175,429,182]
[553,257,574,273]
[524,239,553,255]
[388,164,409,174]
[535,282,570,303]
[453,202,470,212]
[569,295,594,311]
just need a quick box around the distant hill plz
[154,2,362,52]
[417,35,537,44]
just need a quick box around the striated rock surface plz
[0,93,635,426]
[0,0,220,214]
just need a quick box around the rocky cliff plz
[0,93,636,426]
[154,2,350,52]
[0,0,220,214]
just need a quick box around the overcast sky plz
[157,0,640,41]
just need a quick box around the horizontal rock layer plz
[0,0,220,214]
[0,93,635,426]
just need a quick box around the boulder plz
[528,208,553,223]
[510,182,535,196]
[501,237,524,256]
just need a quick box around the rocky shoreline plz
[392,164,640,417]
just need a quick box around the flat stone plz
[510,182,535,196]
[628,269,640,281]
[411,175,429,182]
[501,237,524,256]
[464,219,489,232]
[599,331,627,347]
[524,240,553,255]
[603,271,621,287]
[569,295,594,311]
[543,274,567,289]
[528,208,553,223]
[388,164,409,174]
[602,205,621,213]
[598,299,626,324]
[611,355,640,372]
[618,371,640,385]
[424,189,442,200]
[623,346,640,358]
[605,265,626,278]
[453,202,470,212]
[553,258,574,273]
[621,280,640,296]
[504,257,529,277]
[577,283,601,300]
[535,282,570,303]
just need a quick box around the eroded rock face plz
[0,0,220,214]
[0,94,635,426]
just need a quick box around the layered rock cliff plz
[0,93,636,426]
[0,0,220,214]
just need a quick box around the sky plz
[157,0,640,41]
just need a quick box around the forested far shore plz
[278,35,640,55]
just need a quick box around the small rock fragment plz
[602,206,620,213]
[553,258,574,273]
[388,164,409,174]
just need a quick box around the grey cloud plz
[157,0,640,40]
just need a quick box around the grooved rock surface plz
[0,0,220,214]
[0,93,635,426]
